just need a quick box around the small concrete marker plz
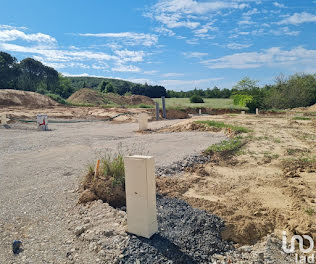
[138,113,148,131]
[37,114,48,131]
[124,155,158,239]
[155,102,159,121]
[1,114,7,125]
[256,108,259,115]
[161,96,166,119]
[199,109,202,116]
[241,111,245,115]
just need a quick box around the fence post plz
[161,96,166,119]
[155,102,159,121]
[124,156,158,238]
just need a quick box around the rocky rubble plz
[119,195,233,263]
[156,153,212,177]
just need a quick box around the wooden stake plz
[95,159,100,177]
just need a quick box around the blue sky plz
[0,0,316,91]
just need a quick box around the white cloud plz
[278,12,316,25]
[186,38,199,45]
[78,32,158,46]
[112,64,141,72]
[143,70,158,75]
[162,72,185,77]
[273,2,286,8]
[227,43,252,50]
[202,46,316,69]
[160,77,224,89]
[154,0,248,15]
[154,26,175,36]
[0,27,56,43]
[114,49,145,63]
[270,27,299,36]
[183,52,208,58]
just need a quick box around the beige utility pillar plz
[37,114,48,131]
[198,109,202,115]
[138,113,148,131]
[1,114,7,125]
[241,111,245,115]
[256,108,259,115]
[124,155,158,238]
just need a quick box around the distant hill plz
[65,76,136,92]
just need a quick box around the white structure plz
[241,111,246,115]
[199,109,202,115]
[37,114,48,131]
[256,108,259,115]
[138,113,148,131]
[124,156,158,238]
[1,114,7,125]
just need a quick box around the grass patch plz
[292,116,311,120]
[79,153,126,207]
[196,120,251,133]
[305,208,315,216]
[205,136,244,154]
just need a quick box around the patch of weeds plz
[305,208,315,216]
[196,120,251,133]
[292,116,311,121]
[274,138,281,143]
[263,152,279,159]
[205,136,244,154]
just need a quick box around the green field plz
[153,98,246,110]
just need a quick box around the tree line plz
[231,75,316,112]
[0,51,74,99]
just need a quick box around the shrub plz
[205,136,244,154]
[46,93,68,105]
[190,95,204,103]
[231,94,253,107]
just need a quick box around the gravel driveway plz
[0,119,226,263]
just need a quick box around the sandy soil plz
[157,114,316,246]
[0,105,155,122]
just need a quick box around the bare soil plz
[0,89,59,107]
[157,114,316,246]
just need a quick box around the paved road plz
[0,119,225,263]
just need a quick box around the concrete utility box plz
[241,111,245,115]
[37,114,48,131]
[138,113,148,131]
[256,108,259,115]
[124,155,158,239]
[1,114,7,125]
[198,109,202,115]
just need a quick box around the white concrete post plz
[37,114,48,131]
[256,108,259,115]
[138,113,148,131]
[199,109,202,115]
[124,155,158,239]
[1,114,7,125]
[241,111,245,115]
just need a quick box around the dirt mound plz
[127,95,154,105]
[67,88,110,105]
[0,89,59,108]
[67,88,154,106]
[307,103,316,112]
[164,109,189,119]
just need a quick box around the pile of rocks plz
[119,195,233,263]
[156,153,212,177]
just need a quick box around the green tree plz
[105,82,115,93]
[0,52,19,89]
[233,77,258,91]
[99,80,108,92]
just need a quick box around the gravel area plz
[119,195,233,264]
[0,119,226,263]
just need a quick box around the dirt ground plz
[157,114,316,246]
[0,105,156,122]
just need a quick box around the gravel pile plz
[156,153,212,177]
[119,195,233,263]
